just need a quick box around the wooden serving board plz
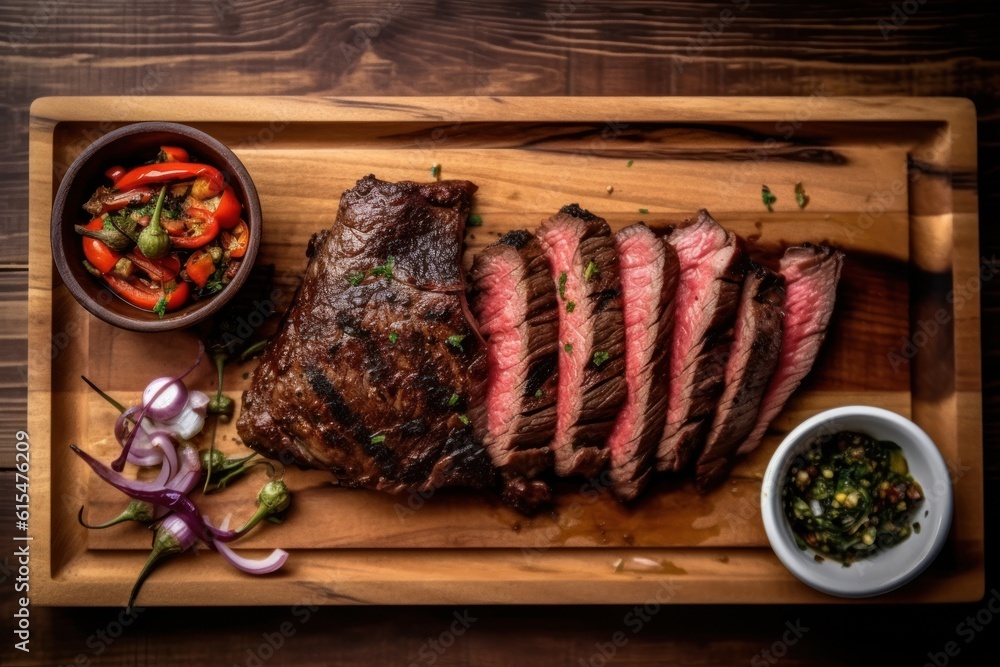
[28,97,983,605]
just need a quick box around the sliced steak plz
[695,263,785,489]
[607,224,679,500]
[656,210,747,472]
[470,230,557,502]
[237,175,498,497]
[738,244,844,456]
[537,204,627,478]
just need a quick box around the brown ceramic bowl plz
[51,121,261,332]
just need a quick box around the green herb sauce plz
[782,431,924,565]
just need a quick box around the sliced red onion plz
[114,407,163,467]
[151,390,209,441]
[112,342,204,472]
[72,444,208,540]
[142,377,189,422]
[166,444,202,495]
[150,433,178,482]
[206,515,288,574]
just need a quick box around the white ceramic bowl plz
[761,406,953,598]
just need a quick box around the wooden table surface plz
[1,1,997,665]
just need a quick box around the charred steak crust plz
[657,210,748,473]
[695,263,785,489]
[237,174,497,495]
[607,224,680,501]
[538,205,627,478]
[470,230,558,485]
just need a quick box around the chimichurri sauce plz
[782,431,924,565]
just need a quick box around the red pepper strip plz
[97,186,158,214]
[105,165,127,183]
[158,146,189,163]
[170,207,220,249]
[114,163,224,196]
[221,220,249,258]
[212,186,242,230]
[81,218,121,273]
[103,274,190,312]
[129,251,181,282]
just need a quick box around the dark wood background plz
[1,1,997,664]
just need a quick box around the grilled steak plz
[738,244,844,456]
[237,175,498,496]
[696,263,785,488]
[607,224,679,500]
[657,210,747,472]
[470,230,557,503]
[537,205,627,478]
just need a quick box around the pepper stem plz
[78,500,154,529]
[77,505,129,530]
[240,339,269,361]
[237,503,272,534]
[213,352,226,402]
[81,375,127,414]
[127,528,181,613]
[202,417,219,495]
[206,459,273,495]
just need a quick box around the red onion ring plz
[142,377,189,422]
[114,407,168,467]
[207,515,288,574]
[112,341,204,472]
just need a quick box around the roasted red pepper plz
[81,218,121,274]
[158,146,189,163]
[85,186,157,216]
[184,250,216,288]
[212,186,242,229]
[221,220,249,259]
[170,207,220,249]
[103,274,189,313]
[129,251,181,283]
[105,165,127,183]
[114,163,224,197]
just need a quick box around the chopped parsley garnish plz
[534,389,543,398]
[638,208,649,215]
[558,272,567,300]
[153,295,168,319]
[584,260,599,282]
[458,414,470,425]
[370,434,386,445]
[795,182,809,209]
[370,256,395,279]
[446,334,466,351]
[430,164,441,179]
[626,160,634,168]
[346,272,366,286]
[566,301,576,313]
[762,185,777,212]
[564,343,573,354]
[467,214,483,226]
[448,393,460,407]
[592,351,610,367]
[388,332,398,345]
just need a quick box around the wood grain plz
[1,1,998,665]
[24,96,982,607]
